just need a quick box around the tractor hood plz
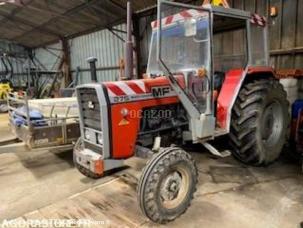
[103,76,185,104]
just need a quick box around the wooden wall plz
[229,0,303,69]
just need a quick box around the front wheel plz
[137,147,198,224]
[229,79,289,166]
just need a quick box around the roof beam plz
[21,2,101,25]
[0,0,32,6]
[66,17,124,40]
[0,0,33,25]
[0,10,61,38]
[12,0,100,41]
[108,0,127,10]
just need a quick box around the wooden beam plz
[270,47,303,55]
[60,38,71,87]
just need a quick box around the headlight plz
[84,129,90,140]
[97,133,103,144]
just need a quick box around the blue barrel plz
[292,100,303,118]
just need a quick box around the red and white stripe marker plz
[105,80,146,97]
[151,9,207,29]
[250,13,266,27]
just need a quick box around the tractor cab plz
[147,1,269,139]
[147,9,211,114]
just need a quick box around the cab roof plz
[151,4,266,30]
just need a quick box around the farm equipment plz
[290,100,303,169]
[296,111,303,171]
[0,79,12,100]
[297,113,303,169]
[73,0,289,223]
[8,91,80,149]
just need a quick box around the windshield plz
[147,15,210,76]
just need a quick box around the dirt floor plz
[0,113,303,227]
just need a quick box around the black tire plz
[138,147,198,224]
[229,79,289,166]
[73,138,103,179]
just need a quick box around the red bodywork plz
[104,67,275,159]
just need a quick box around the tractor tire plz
[73,138,103,179]
[138,147,198,224]
[229,79,289,166]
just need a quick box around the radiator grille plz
[78,88,101,131]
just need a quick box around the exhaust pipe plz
[87,57,98,82]
[124,0,133,80]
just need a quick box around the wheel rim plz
[261,100,284,148]
[159,166,190,209]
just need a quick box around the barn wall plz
[138,0,303,71]
[69,24,127,84]
[0,40,28,87]
[33,42,62,71]
[34,24,127,85]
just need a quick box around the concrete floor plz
[0,113,14,141]
[0,113,303,227]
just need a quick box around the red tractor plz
[74,0,289,223]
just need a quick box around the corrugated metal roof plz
[0,0,157,48]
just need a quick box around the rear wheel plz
[73,138,103,179]
[138,147,197,224]
[229,79,289,166]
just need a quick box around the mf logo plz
[151,86,171,97]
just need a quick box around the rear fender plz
[246,66,276,81]
[216,66,276,132]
